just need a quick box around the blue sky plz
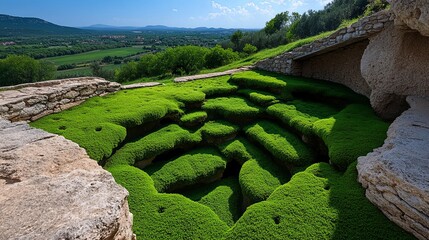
[1,0,332,28]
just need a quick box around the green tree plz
[242,44,258,55]
[231,30,243,51]
[264,11,290,35]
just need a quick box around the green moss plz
[182,178,242,227]
[245,121,314,167]
[237,89,280,106]
[175,76,238,97]
[230,72,287,92]
[313,104,389,170]
[220,138,290,204]
[109,165,229,240]
[198,120,240,140]
[232,70,367,103]
[224,162,414,240]
[30,85,207,161]
[106,124,201,167]
[267,101,339,136]
[146,148,227,192]
[203,97,263,122]
[180,111,208,127]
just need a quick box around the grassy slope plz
[200,31,334,74]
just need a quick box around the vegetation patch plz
[203,97,263,123]
[237,89,280,106]
[245,121,314,167]
[32,71,410,239]
[180,111,208,127]
[146,148,227,193]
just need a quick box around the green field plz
[55,63,124,78]
[44,47,145,66]
[31,70,413,240]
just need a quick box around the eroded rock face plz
[391,0,429,37]
[357,96,429,240]
[361,22,429,119]
[0,119,135,240]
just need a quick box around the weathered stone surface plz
[0,77,121,122]
[300,40,371,97]
[174,66,253,83]
[121,82,162,90]
[0,119,135,240]
[357,96,429,240]
[391,0,429,37]
[361,23,429,119]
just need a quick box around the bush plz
[242,44,258,55]
[205,45,239,69]
[0,55,56,86]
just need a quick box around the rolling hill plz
[0,14,89,36]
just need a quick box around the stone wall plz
[256,10,393,81]
[0,77,121,122]
[300,40,371,96]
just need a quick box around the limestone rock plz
[0,119,135,240]
[357,96,429,240]
[391,0,429,37]
[361,23,429,119]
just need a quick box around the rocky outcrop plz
[361,22,429,119]
[0,119,135,240]
[0,77,121,122]
[357,96,429,240]
[391,0,429,37]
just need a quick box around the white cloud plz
[318,0,333,5]
[172,9,178,12]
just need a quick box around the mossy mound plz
[31,70,413,239]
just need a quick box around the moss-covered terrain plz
[31,70,414,239]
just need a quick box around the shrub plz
[243,44,258,55]
[0,55,55,86]
[205,45,239,69]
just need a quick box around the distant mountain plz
[81,24,256,32]
[0,14,89,36]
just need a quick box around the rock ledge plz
[357,96,429,240]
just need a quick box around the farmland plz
[44,46,145,66]
[31,70,413,239]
